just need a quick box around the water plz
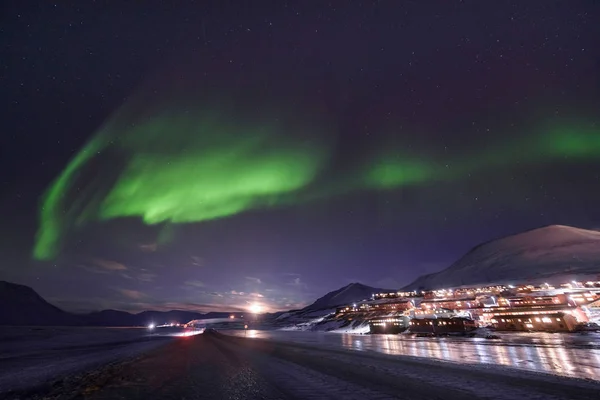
[223,329,600,380]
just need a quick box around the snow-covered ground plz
[224,329,600,381]
[2,326,599,399]
[24,329,599,400]
[275,308,373,333]
[0,326,196,394]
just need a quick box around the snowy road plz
[7,330,599,400]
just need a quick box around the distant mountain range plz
[0,281,238,327]
[405,225,600,290]
[5,225,600,326]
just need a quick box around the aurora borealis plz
[2,1,600,313]
[35,111,600,261]
[34,104,332,260]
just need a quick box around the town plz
[336,280,600,335]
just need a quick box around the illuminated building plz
[408,317,477,335]
[369,315,410,334]
[488,312,579,332]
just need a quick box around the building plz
[419,297,481,311]
[408,317,477,335]
[503,294,569,307]
[369,315,410,334]
[482,303,588,330]
[489,312,579,332]
[337,298,415,314]
[373,291,419,300]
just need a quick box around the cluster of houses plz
[336,280,600,335]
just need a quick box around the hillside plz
[405,225,600,290]
[274,282,391,332]
[0,281,76,326]
[304,282,390,310]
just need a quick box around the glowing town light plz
[229,315,235,319]
[147,323,155,330]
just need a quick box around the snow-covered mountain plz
[304,282,390,310]
[273,283,391,332]
[405,225,600,290]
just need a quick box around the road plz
[6,330,599,400]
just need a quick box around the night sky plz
[2,1,600,313]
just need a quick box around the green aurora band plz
[34,105,331,260]
[35,106,600,261]
[363,124,600,189]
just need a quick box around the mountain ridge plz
[404,225,600,290]
[304,282,391,310]
[0,280,235,326]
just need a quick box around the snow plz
[406,225,600,290]
[0,326,182,394]
[274,307,375,333]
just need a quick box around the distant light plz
[173,329,203,337]
[249,303,263,314]
[148,323,155,330]
[229,315,235,319]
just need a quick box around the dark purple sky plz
[1,1,599,313]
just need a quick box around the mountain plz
[0,280,234,327]
[405,225,600,290]
[304,282,391,310]
[272,283,390,332]
[0,281,76,326]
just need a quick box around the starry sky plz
[1,1,600,313]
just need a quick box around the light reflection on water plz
[224,330,600,380]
